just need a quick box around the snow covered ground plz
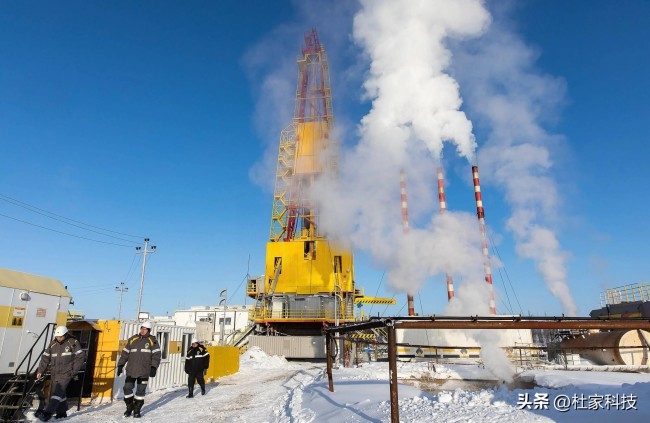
[39,347,650,422]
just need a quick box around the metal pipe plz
[560,329,650,365]
[437,167,455,301]
[387,324,399,423]
[324,316,650,334]
[393,320,650,330]
[472,166,496,314]
[323,316,650,421]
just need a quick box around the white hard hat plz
[191,338,199,344]
[140,321,153,330]
[54,326,68,337]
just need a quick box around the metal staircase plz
[0,324,54,422]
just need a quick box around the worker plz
[184,338,210,398]
[117,321,161,418]
[35,325,85,422]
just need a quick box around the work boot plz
[38,411,53,422]
[133,400,144,418]
[186,393,193,398]
[201,386,205,395]
[123,397,134,417]
[54,411,68,419]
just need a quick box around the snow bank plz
[240,346,290,369]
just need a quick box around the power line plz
[126,254,145,290]
[368,271,385,316]
[0,212,136,247]
[123,253,140,287]
[73,287,118,297]
[0,193,144,239]
[487,230,523,315]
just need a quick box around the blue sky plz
[0,1,648,320]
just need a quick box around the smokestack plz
[437,167,455,301]
[472,165,497,315]
[400,169,416,316]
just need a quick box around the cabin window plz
[182,333,193,355]
[218,317,232,326]
[157,331,170,360]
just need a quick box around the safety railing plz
[600,282,650,306]
[249,307,355,321]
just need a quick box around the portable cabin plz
[0,268,71,383]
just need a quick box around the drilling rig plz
[246,29,393,337]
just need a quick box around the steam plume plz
[452,7,578,315]
[353,0,489,164]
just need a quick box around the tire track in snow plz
[274,365,323,423]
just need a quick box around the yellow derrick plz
[294,121,329,175]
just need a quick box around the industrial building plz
[171,305,252,345]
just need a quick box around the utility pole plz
[136,238,157,321]
[115,282,128,321]
[219,289,227,346]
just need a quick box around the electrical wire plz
[391,301,406,317]
[122,253,139,285]
[68,254,141,300]
[229,272,249,302]
[417,293,431,347]
[487,230,524,315]
[73,287,117,297]
[127,253,152,290]
[0,193,144,239]
[379,293,398,317]
[368,271,385,317]
[0,212,136,247]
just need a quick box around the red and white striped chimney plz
[400,169,416,316]
[437,167,455,301]
[472,165,497,315]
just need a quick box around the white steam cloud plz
[353,0,489,164]
[452,8,578,315]
[312,0,493,303]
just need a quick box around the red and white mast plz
[437,167,455,301]
[472,165,497,315]
[400,169,416,316]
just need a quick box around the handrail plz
[0,323,55,422]
[233,325,256,347]
[15,323,55,376]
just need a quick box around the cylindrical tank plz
[560,330,650,365]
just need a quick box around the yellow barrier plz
[204,346,239,383]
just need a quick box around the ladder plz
[0,324,54,422]
[0,374,45,422]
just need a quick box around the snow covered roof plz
[0,267,71,297]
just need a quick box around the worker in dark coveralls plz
[35,325,85,421]
[184,338,210,398]
[117,321,161,418]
